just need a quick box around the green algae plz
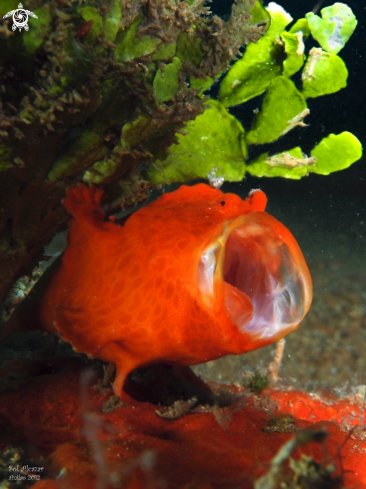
[78,7,104,37]
[153,57,183,105]
[247,133,362,180]
[197,2,360,185]
[48,131,108,181]
[302,49,348,98]
[306,3,357,55]
[248,373,269,394]
[83,158,120,185]
[309,132,363,175]
[246,77,308,145]
[152,43,176,61]
[0,145,13,173]
[265,3,292,39]
[249,1,271,26]
[58,37,95,90]
[281,31,305,78]
[145,100,247,185]
[247,148,312,180]
[176,32,203,67]
[104,0,122,42]
[219,36,283,107]
[115,16,160,63]
[289,19,310,39]
[23,6,52,54]
[121,115,160,150]
[190,76,217,95]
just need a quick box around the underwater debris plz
[155,397,198,419]
[101,395,126,413]
[265,152,316,169]
[262,414,296,433]
[2,267,42,322]
[254,429,340,489]
[248,372,270,394]
[268,338,286,382]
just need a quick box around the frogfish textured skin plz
[39,184,312,399]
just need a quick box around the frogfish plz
[37,183,312,399]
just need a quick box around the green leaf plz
[306,3,357,55]
[190,76,217,96]
[246,76,308,145]
[250,1,271,26]
[281,31,305,78]
[219,37,283,107]
[0,144,13,173]
[309,132,362,175]
[289,18,310,40]
[145,100,247,185]
[247,147,315,179]
[121,115,160,149]
[302,48,348,98]
[83,159,119,184]
[152,43,176,61]
[115,16,160,63]
[176,32,203,67]
[265,2,293,39]
[153,57,182,104]
[23,7,52,54]
[48,131,108,181]
[104,0,122,42]
[78,7,104,36]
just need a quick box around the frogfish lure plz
[39,184,312,399]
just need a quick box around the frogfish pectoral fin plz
[199,212,312,346]
[51,305,105,357]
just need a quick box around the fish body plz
[39,184,312,398]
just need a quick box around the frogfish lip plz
[197,212,313,343]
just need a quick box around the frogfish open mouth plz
[38,183,312,399]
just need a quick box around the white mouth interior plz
[198,214,310,341]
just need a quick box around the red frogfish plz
[39,183,312,399]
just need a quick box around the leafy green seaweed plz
[306,3,357,55]
[219,37,282,107]
[265,3,293,39]
[155,1,361,185]
[302,49,348,98]
[153,57,183,105]
[145,100,247,185]
[247,147,312,180]
[246,76,308,145]
[309,132,362,175]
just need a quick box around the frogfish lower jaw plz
[198,212,313,347]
